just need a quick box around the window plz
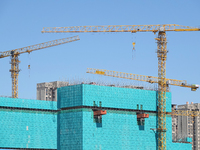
[46,88,48,95]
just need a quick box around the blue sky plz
[0,0,199,105]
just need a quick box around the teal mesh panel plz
[0,97,57,149]
[57,84,190,150]
[0,109,57,149]
[83,84,171,112]
[57,85,82,109]
[0,84,191,150]
[82,110,191,150]
[58,110,83,150]
[0,97,57,110]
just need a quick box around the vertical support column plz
[192,116,196,150]
[10,52,20,98]
[156,31,168,150]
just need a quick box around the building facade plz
[37,81,68,101]
[57,84,191,150]
[0,97,57,149]
[177,102,200,150]
[172,104,178,142]
[0,84,192,150]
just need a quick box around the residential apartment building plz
[172,104,178,142]
[177,102,200,150]
[37,81,68,101]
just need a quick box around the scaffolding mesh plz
[0,81,191,150]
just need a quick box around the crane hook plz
[132,42,135,50]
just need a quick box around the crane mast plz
[10,52,20,98]
[0,36,80,98]
[42,24,200,150]
[157,31,167,149]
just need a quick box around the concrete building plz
[177,102,200,150]
[37,81,68,101]
[172,104,178,142]
[0,83,192,150]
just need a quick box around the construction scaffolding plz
[0,79,194,150]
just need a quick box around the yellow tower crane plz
[41,24,200,150]
[86,68,199,91]
[171,109,200,117]
[0,35,80,98]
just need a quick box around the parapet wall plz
[58,84,171,112]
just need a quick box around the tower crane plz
[171,109,200,117]
[0,35,80,98]
[86,68,199,91]
[42,24,200,150]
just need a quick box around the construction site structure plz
[42,24,200,150]
[176,102,200,150]
[0,81,193,150]
[86,68,200,120]
[0,36,80,98]
[37,81,69,101]
[171,104,178,142]
[87,68,199,149]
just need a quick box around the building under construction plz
[177,102,200,150]
[0,82,192,150]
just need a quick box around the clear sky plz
[0,0,199,105]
